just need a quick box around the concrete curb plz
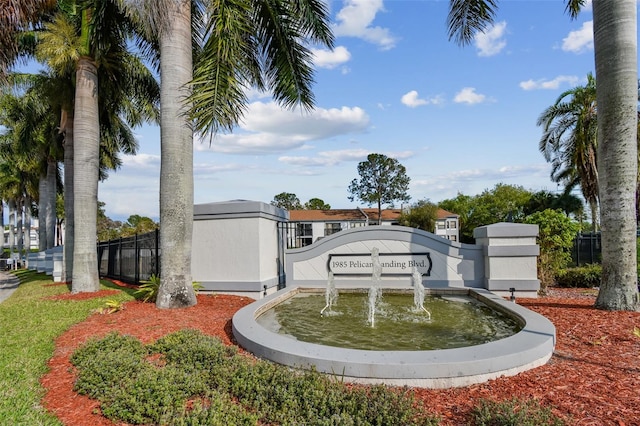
[233,286,556,388]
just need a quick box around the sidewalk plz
[0,270,20,304]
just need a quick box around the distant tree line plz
[271,193,331,211]
[96,201,158,242]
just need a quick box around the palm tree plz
[0,82,60,254]
[592,1,638,311]
[537,73,598,231]
[0,0,56,82]
[125,0,333,309]
[32,1,159,292]
[0,149,40,262]
[447,0,638,310]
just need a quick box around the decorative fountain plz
[232,247,556,388]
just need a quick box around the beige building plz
[287,207,459,247]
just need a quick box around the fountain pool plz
[232,286,556,388]
[257,291,521,351]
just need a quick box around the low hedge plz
[555,264,602,288]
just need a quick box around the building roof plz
[288,208,458,222]
[436,208,459,219]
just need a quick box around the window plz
[296,223,313,247]
[324,223,342,237]
[437,222,445,230]
[450,235,457,242]
[447,220,457,229]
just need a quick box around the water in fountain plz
[368,247,382,327]
[320,271,339,316]
[412,267,431,320]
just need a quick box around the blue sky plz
[98,0,614,221]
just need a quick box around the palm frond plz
[447,0,498,46]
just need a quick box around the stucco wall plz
[191,200,288,295]
[286,226,484,288]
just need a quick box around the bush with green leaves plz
[472,398,565,425]
[134,274,160,302]
[135,276,203,303]
[71,329,439,425]
[524,209,581,291]
[555,264,602,288]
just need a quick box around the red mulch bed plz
[40,288,640,426]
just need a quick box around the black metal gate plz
[97,230,160,284]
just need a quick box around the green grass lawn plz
[0,270,135,425]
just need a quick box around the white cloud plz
[194,162,257,175]
[312,45,351,69]
[562,21,593,53]
[474,21,507,57]
[279,149,370,167]
[195,102,371,155]
[279,148,414,167]
[99,171,159,219]
[401,90,426,107]
[332,0,398,50]
[453,87,487,105]
[411,164,551,200]
[121,153,160,170]
[519,75,581,91]
[400,90,443,108]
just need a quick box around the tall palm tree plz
[447,0,638,310]
[125,0,333,309]
[537,73,598,231]
[32,1,158,292]
[0,82,60,253]
[592,1,638,310]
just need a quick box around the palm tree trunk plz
[16,199,23,263]
[589,199,598,233]
[8,200,15,260]
[62,107,74,282]
[594,0,639,311]
[45,157,56,249]
[156,0,196,308]
[24,196,32,251]
[71,58,100,293]
[38,172,47,251]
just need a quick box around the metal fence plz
[572,232,601,266]
[97,230,159,285]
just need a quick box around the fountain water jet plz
[368,248,382,327]
[412,267,431,320]
[320,271,338,316]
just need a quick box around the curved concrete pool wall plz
[232,286,556,388]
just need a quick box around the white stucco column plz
[473,222,540,298]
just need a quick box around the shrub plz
[71,329,440,425]
[134,274,160,302]
[472,398,565,426]
[134,276,203,303]
[523,210,581,292]
[555,264,602,288]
